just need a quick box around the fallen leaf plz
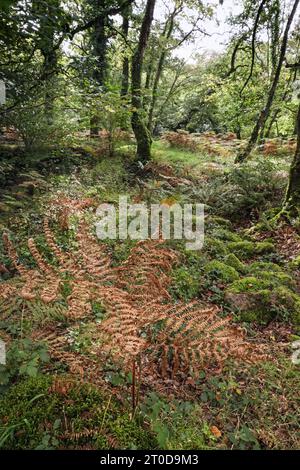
[210,425,222,438]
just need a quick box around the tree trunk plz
[37,0,60,125]
[282,104,300,216]
[235,0,299,163]
[42,49,57,125]
[147,12,176,134]
[235,125,242,140]
[264,109,280,138]
[131,0,156,163]
[90,4,108,137]
[120,5,130,97]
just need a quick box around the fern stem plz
[132,359,136,414]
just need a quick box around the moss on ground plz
[205,216,232,229]
[204,260,239,283]
[0,376,157,450]
[227,241,257,259]
[248,261,283,273]
[227,241,275,259]
[223,253,248,274]
[170,267,201,300]
[225,275,300,324]
[203,237,228,257]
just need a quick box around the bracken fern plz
[0,198,268,383]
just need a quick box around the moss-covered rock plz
[248,261,282,273]
[258,271,295,289]
[227,240,275,259]
[255,241,275,254]
[227,241,256,259]
[228,276,271,293]
[205,216,232,229]
[225,288,274,323]
[204,260,239,283]
[204,237,228,257]
[225,277,300,324]
[223,253,248,274]
[211,228,242,243]
[228,266,294,290]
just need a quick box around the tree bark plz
[41,49,57,125]
[35,0,60,125]
[264,109,279,138]
[282,103,300,216]
[147,11,176,134]
[235,0,299,163]
[131,0,156,163]
[90,2,108,137]
[120,5,130,97]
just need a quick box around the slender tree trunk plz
[144,57,155,90]
[36,0,60,125]
[155,67,182,123]
[120,6,130,97]
[235,0,299,163]
[142,50,155,112]
[131,0,156,163]
[42,49,57,125]
[264,109,280,138]
[90,5,108,137]
[261,71,295,141]
[147,14,175,134]
[235,125,242,140]
[282,103,300,216]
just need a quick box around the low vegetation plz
[0,0,300,454]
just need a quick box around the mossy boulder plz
[228,276,271,293]
[204,260,239,283]
[255,241,275,254]
[223,253,248,274]
[248,261,282,273]
[205,216,232,229]
[225,276,300,324]
[227,241,275,259]
[227,241,256,259]
[211,228,242,243]
[258,271,295,289]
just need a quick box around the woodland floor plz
[0,133,300,450]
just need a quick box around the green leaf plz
[153,422,169,448]
[39,350,49,362]
[26,365,38,377]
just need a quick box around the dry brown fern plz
[1,207,268,385]
[49,196,97,231]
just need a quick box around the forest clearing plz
[0,0,300,456]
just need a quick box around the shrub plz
[6,104,79,152]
